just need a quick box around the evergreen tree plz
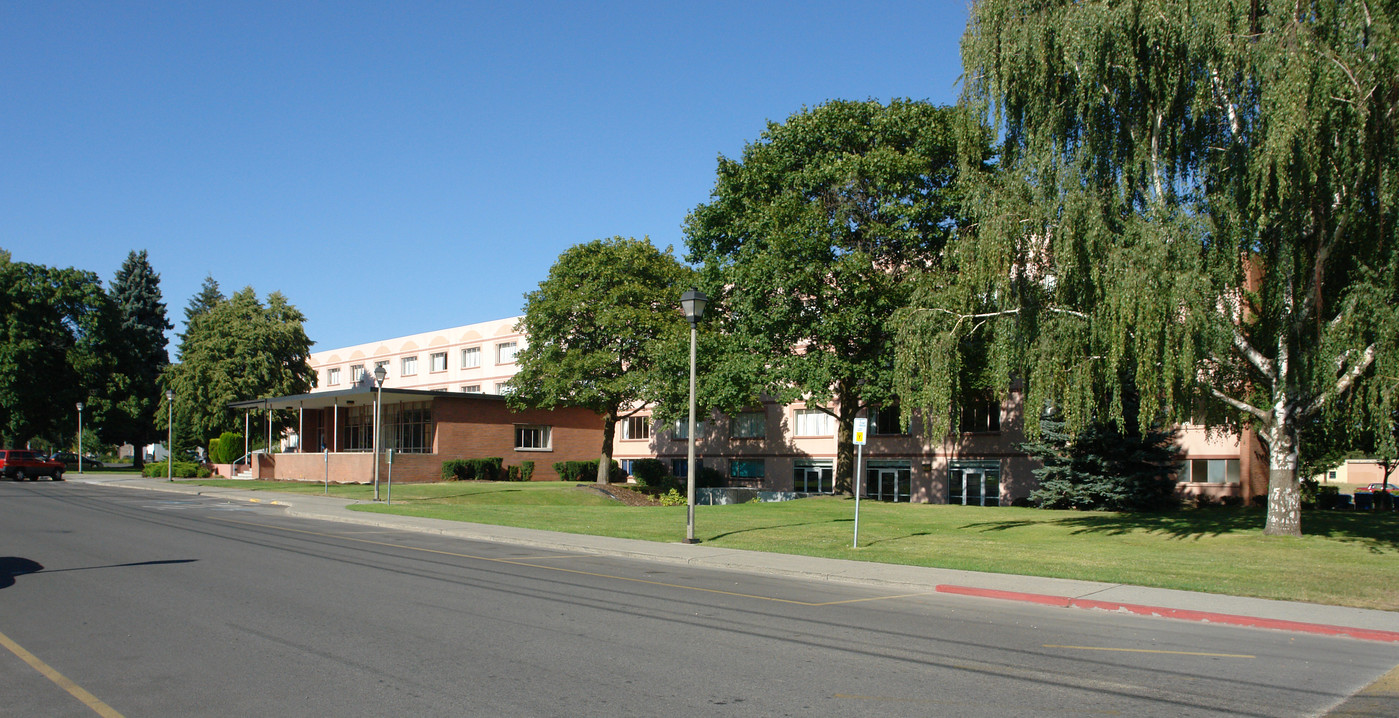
[106,250,171,467]
[179,274,224,347]
[1025,410,1181,512]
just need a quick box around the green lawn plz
[180,479,1399,611]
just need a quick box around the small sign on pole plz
[853,418,868,548]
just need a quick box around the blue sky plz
[2,1,971,353]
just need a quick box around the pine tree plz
[107,250,171,467]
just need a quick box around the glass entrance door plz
[949,462,1001,506]
[793,464,833,493]
[866,466,912,502]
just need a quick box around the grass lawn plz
[181,479,1399,611]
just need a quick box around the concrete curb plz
[936,585,1399,643]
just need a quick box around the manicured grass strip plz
[179,480,1399,611]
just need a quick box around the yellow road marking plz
[1044,644,1254,659]
[0,628,126,718]
[215,517,933,606]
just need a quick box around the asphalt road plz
[2,481,1396,717]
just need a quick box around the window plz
[868,462,914,502]
[344,405,374,451]
[374,360,390,379]
[430,352,447,372]
[327,368,341,386]
[351,365,365,383]
[495,382,511,395]
[873,405,903,435]
[793,409,834,437]
[386,401,433,453]
[622,416,651,440]
[497,341,518,364]
[732,411,765,439]
[672,420,706,440]
[730,459,765,479]
[460,385,481,393]
[461,347,480,369]
[1182,459,1240,484]
[671,458,689,477]
[959,394,1001,433]
[515,425,551,450]
[401,356,418,376]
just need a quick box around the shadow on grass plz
[708,518,849,541]
[959,508,1399,550]
[393,488,525,503]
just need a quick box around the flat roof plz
[227,386,508,412]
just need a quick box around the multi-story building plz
[292,316,1265,504]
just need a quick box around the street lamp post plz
[680,288,708,544]
[165,390,175,481]
[76,402,84,474]
[372,364,387,501]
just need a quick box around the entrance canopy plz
[227,385,506,412]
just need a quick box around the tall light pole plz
[165,389,175,481]
[680,288,708,544]
[75,402,84,474]
[372,364,387,501]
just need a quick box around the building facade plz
[292,315,1265,504]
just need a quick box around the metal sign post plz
[852,418,867,548]
[323,449,329,495]
[386,449,394,506]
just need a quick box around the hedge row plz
[553,460,627,482]
[141,461,212,479]
[441,458,534,482]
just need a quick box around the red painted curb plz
[935,585,1399,644]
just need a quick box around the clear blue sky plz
[2,1,970,354]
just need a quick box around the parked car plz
[49,451,104,470]
[1355,482,1397,494]
[0,449,66,481]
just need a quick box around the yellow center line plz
[214,517,929,607]
[0,629,126,718]
[1044,644,1255,659]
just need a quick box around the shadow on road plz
[0,557,197,590]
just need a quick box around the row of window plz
[615,401,999,443]
[323,342,519,386]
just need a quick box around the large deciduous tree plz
[106,250,172,467]
[686,99,972,493]
[507,237,692,484]
[0,250,116,447]
[897,1,1398,535]
[164,287,315,444]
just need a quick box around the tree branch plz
[1230,328,1276,384]
[1210,385,1269,423]
[1302,343,1376,417]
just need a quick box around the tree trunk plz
[1262,419,1302,537]
[597,412,617,484]
[832,382,860,495]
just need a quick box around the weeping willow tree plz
[896,1,1399,536]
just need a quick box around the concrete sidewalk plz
[70,474,1399,643]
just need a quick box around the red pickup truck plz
[0,449,66,481]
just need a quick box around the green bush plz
[630,459,674,489]
[208,432,243,464]
[658,488,686,506]
[142,461,211,479]
[697,466,726,488]
[519,461,534,481]
[506,465,522,481]
[553,460,627,482]
[442,457,505,481]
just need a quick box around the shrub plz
[208,432,244,464]
[553,460,626,482]
[631,459,674,489]
[658,488,686,506]
[519,461,534,481]
[142,461,211,479]
[506,465,522,481]
[696,466,726,489]
[1219,495,1244,508]
[1025,414,1181,512]
[441,457,505,481]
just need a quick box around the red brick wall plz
[263,395,604,483]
